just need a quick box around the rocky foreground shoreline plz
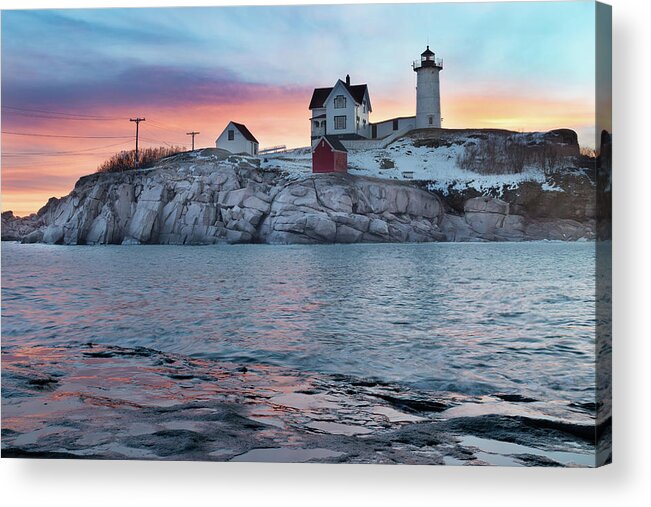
[2,149,598,245]
[1,341,604,465]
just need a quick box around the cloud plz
[2,62,312,113]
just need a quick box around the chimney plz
[345,74,350,86]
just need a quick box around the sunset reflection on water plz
[2,242,598,464]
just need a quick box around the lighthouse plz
[413,46,443,129]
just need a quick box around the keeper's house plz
[215,121,259,156]
[312,135,348,174]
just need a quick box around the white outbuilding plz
[215,121,259,156]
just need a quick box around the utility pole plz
[186,131,200,151]
[130,117,145,167]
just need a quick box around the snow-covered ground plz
[259,134,568,194]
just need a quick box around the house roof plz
[314,135,348,153]
[309,88,333,110]
[309,81,369,109]
[230,122,258,143]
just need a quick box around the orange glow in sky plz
[1,88,595,217]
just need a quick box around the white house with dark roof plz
[215,121,259,156]
[308,47,442,143]
[309,75,371,140]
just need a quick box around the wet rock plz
[26,377,59,388]
[1,342,595,466]
[463,197,509,236]
[464,196,509,215]
[514,453,563,467]
[371,393,448,413]
[2,211,40,241]
[442,414,596,446]
[494,394,538,403]
[369,218,390,236]
[42,225,65,244]
[440,214,477,242]
[335,224,363,243]
[22,229,44,243]
[122,429,209,457]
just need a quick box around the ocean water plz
[1,241,600,464]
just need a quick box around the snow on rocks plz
[260,129,579,197]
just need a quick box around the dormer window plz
[334,95,346,109]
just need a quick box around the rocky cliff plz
[2,148,597,245]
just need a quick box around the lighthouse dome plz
[421,45,435,58]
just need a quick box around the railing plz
[340,127,412,151]
[412,58,443,70]
[259,145,287,155]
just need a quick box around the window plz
[363,120,367,127]
[334,115,346,130]
[428,116,434,125]
[254,144,258,155]
[228,130,234,140]
[363,102,366,113]
[314,121,319,128]
[334,95,346,109]
[392,119,399,131]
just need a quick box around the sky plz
[1,1,598,216]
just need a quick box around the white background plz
[1,0,648,505]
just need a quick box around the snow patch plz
[259,135,557,194]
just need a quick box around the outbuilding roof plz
[230,122,259,144]
[314,135,348,153]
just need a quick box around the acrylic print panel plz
[1,1,611,467]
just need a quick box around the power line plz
[1,105,127,120]
[140,136,172,147]
[2,110,124,122]
[146,119,182,133]
[3,151,128,158]
[2,140,132,157]
[142,132,186,144]
[140,135,189,148]
[146,120,191,140]
[2,130,131,139]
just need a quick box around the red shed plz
[312,136,348,174]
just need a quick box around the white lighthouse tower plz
[413,46,443,129]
